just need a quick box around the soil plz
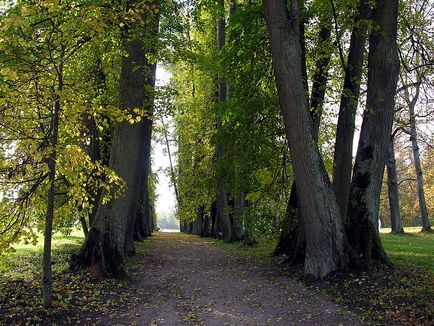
[106,232,361,325]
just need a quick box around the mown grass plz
[212,227,434,273]
[380,228,434,272]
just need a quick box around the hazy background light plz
[154,64,178,230]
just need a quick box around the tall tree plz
[72,1,158,275]
[386,136,404,233]
[215,0,232,243]
[347,0,400,268]
[403,82,432,231]
[264,0,348,278]
[332,0,371,223]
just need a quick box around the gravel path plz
[110,232,361,326]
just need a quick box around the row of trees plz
[0,0,432,308]
[0,0,161,307]
[173,0,433,278]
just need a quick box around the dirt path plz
[109,232,361,326]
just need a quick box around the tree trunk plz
[210,200,218,237]
[386,137,403,233]
[264,0,348,278]
[406,83,431,231]
[80,112,102,233]
[271,3,334,269]
[71,10,154,275]
[42,56,64,307]
[215,0,232,243]
[310,22,332,141]
[132,63,157,244]
[347,0,399,268]
[79,209,89,238]
[232,191,245,241]
[274,183,305,264]
[332,0,371,224]
[162,116,179,204]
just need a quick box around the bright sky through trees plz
[153,65,177,221]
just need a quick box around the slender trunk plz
[264,0,348,278]
[310,22,332,141]
[386,137,403,233]
[79,208,89,238]
[162,116,179,204]
[43,59,63,308]
[406,83,431,231]
[347,0,399,268]
[332,0,371,224]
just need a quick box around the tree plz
[72,0,159,276]
[264,0,348,278]
[332,0,371,223]
[386,136,404,233]
[347,0,400,268]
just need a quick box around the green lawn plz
[0,230,84,278]
[380,227,434,272]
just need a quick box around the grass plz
[380,227,434,272]
[0,230,84,278]
[208,235,278,260]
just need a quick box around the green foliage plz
[0,0,160,255]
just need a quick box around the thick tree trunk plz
[386,137,403,233]
[72,17,152,275]
[215,0,232,243]
[273,8,332,267]
[406,84,431,231]
[232,192,245,241]
[274,183,305,264]
[201,208,211,237]
[347,0,399,268]
[210,200,218,237]
[264,0,348,278]
[133,63,156,244]
[332,0,371,224]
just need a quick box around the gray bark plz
[406,83,431,231]
[386,137,403,233]
[347,0,399,268]
[332,0,371,224]
[264,0,348,278]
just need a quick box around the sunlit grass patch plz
[0,230,85,277]
[380,231,433,272]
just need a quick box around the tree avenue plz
[0,0,433,312]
